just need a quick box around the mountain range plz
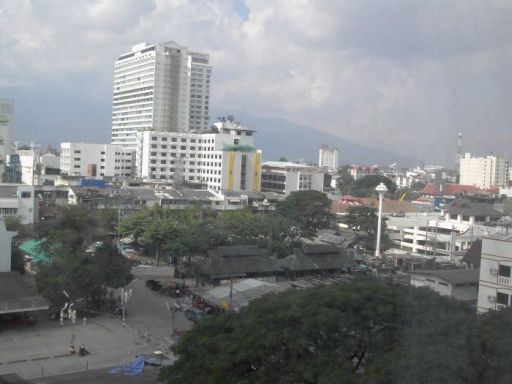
[214,111,419,167]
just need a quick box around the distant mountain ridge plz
[213,111,419,167]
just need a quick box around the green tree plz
[347,175,397,197]
[160,281,478,384]
[277,190,332,235]
[11,247,25,274]
[343,206,391,251]
[33,206,132,308]
[338,165,354,195]
[479,307,512,383]
[343,206,387,236]
[35,206,115,260]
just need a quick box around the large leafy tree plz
[35,206,116,260]
[343,206,391,251]
[277,190,333,234]
[34,206,132,308]
[343,206,387,236]
[347,175,397,197]
[160,281,479,384]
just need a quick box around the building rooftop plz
[191,278,290,312]
[446,199,503,218]
[262,161,315,169]
[411,268,480,285]
[0,272,50,314]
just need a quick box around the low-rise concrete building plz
[261,161,324,194]
[477,235,512,313]
[0,184,37,224]
[60,142,133,178]
[411,269,480,303]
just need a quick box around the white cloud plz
[1,0,512,164]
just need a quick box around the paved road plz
[124,276,192,349]
[0,314,155,380]
[0,266,193,380]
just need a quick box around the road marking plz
[53,353,71,358]
[31,356,51,361]
[6,359,27,364]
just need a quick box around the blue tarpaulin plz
[109,356,145,376]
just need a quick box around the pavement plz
[0,266,193,381]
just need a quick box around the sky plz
[1,0,512,166]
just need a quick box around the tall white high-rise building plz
[318,145,339,172]
[0,99,14,178]
[111,41,212,148]
[459,153,509,188]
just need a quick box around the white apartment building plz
[136,120,261,192]
[0,99,14,179]
[60,143,133,178]
[0,184,37,224]
[260,161,324,195]
[477,235,512,313]
[318,145,339,172]
[459,153,509,188]
[111,41,211,148]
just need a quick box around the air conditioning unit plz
[490,268,498,275]
[488,295,496,303]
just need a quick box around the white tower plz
[375,182,388,257]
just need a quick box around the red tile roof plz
[421,183,479,196]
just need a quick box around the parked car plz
[145,279,162,291]
[184,306,210,322]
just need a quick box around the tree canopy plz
[34,205,132,309]
[119,206,301,261]
[277,190,332,235]
[342,175,397,198]
[160,281,492,384]
[342,206,391,251]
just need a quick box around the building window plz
[499,265,511,278]
[181,146,186,150]
[151,136,157,141]
[181,138,186,143]
[171,138,177,142]
[162,137,168,142]
[161,145,167,149]
[497,292,509,306]
[74,150,81,154]
[21,191,31,198]
[151,144,157,149]
[74,165,80,169]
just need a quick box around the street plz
[124,270,193,349]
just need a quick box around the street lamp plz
[375,182,388,257]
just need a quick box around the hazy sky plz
[1,0,511,166]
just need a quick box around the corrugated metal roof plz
[412,269,480,285]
